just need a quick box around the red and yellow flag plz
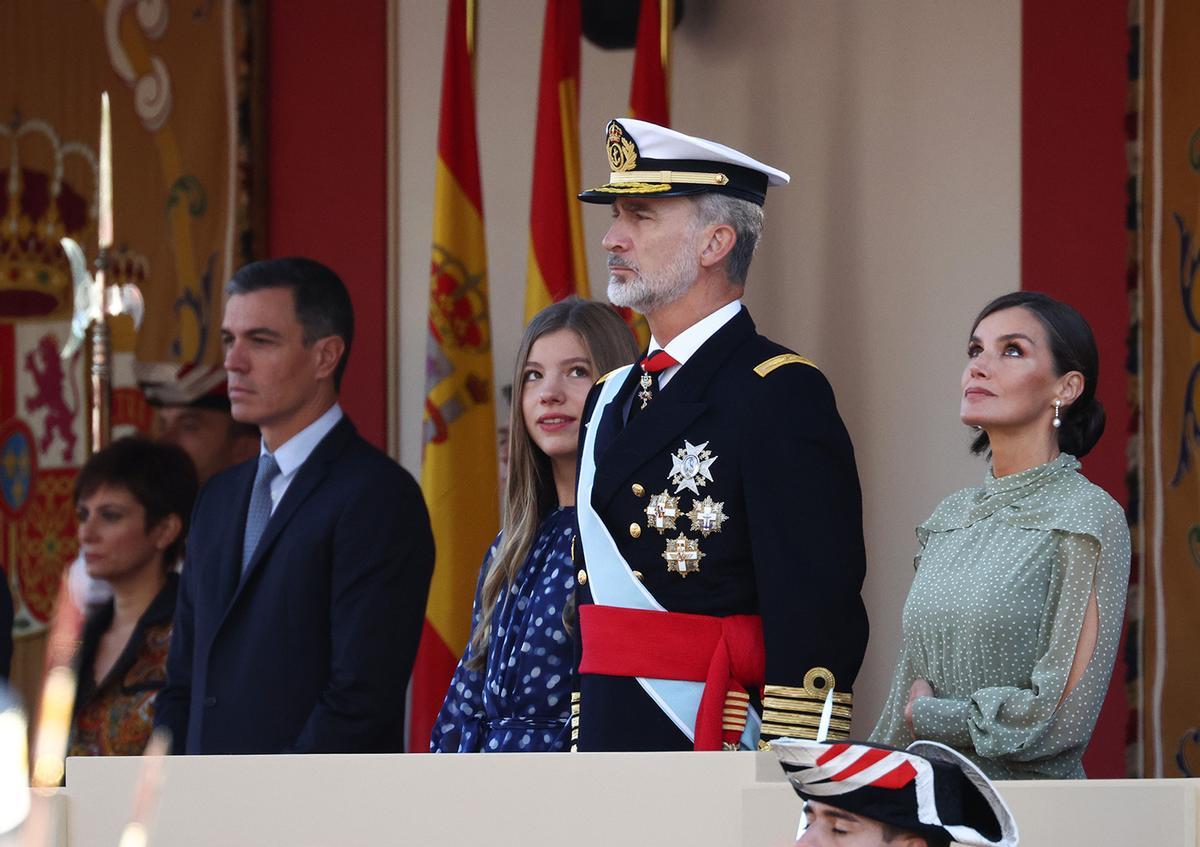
[618,0,675,346]
[412,0,500,752]
[524,0,589,321]
[630,0,672,125]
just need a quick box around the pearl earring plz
[1052,399,1062,429]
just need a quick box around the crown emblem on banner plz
[0,114,98,321]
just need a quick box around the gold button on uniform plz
[577,569,588,586]
[633,570,644,582]
[632,483,645,497]
[629,523,642,538]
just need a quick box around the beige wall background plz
[394,0,1021,733]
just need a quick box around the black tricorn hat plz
[134,361,231,412]
[773,738,1019,847]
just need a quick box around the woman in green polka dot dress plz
[871,291,1130,779]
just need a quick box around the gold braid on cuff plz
[759,668,853,741]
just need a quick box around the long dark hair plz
[969,291,1105,457]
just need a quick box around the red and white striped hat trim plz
[774,739,1019,847]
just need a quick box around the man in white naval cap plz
[570,119,868,751]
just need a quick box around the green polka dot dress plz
[870,453,1130,779]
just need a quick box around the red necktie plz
[633,350,680,414]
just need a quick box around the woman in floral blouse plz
[69,437,197,757]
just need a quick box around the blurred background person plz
[432,298,638,753]
[67,363,258,611]
[68,437,198,756]
[871,292,1130,779]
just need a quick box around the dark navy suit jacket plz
[155,415,434,753]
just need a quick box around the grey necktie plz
[242,453,280,571]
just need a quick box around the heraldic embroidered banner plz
[1139,0,1200,779]
[0,1,261,703]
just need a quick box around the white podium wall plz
[51,753,1200,847]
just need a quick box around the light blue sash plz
[576,367,760,749]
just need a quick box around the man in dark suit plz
[155,257,434,753]
[571,119,868,752]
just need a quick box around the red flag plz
[524,0,589,319]
[411,0,500,753]
[630,0,672,124]
[618,0,675,346]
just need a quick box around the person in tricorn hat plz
[774,738,1020,847]
[68,362,260,610]
[570,119,869,751]
[135,360,261,485]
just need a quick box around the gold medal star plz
[662,534,704,577]
[687,496,727,537]
[645,491,681,533]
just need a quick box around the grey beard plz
[606,250,699,313]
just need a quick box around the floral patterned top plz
[68,573,176,757]
[431,507,576,753]
[870,454,1130,779]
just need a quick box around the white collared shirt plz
[649,299,743,390]
[259,402,344,513]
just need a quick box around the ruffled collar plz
[922,453,1082,533]
[981,452,1078,499]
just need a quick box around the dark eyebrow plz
[822,808,861,823]
[968,333,1037,345]
[222,327,284,341]
[617,200,655,214]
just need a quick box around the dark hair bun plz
[1060,396,1105,457]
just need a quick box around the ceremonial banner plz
[620,0,677,347]
[523,0,589,321]
[413,0,500,752]
[630,0,672,125]
[0,1,262,708]
[1138,0,1200,778]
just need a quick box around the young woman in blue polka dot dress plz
[871,292,1131,779]
[431,299,638,753]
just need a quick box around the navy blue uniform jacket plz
[155,416,434,753]
[573,307,869,750]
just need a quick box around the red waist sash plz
[578,605,765,751]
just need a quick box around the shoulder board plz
[596,367,624,385]
[754,353,819,377]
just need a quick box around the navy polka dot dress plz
[431,507,576,753]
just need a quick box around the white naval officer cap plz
[578,118,790,207]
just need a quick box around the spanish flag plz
[524,0,589,321]
[619,0,675,346]
[412,0,500,752]
[630,0,672,124]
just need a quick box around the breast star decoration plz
[669,440,716,495]
[662,534,704,577]
[687,496,727,537]
[645,491,681,533]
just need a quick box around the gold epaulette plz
[759,668,852,741]
[570,691,581,751]
[596,367,623,385]
[754,353,818,377]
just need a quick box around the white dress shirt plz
[260,402,344,513]
[649,299,743,389]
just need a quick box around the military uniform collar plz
[649,299,743,372]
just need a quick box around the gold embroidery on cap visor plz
[587,170,731,196]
